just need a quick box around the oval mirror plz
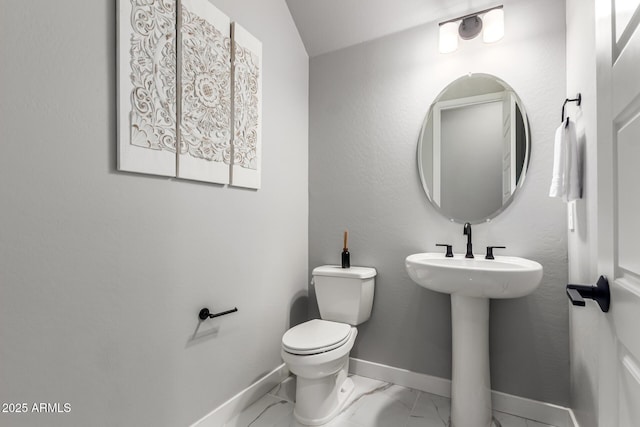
[417,73,530,224]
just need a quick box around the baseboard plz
[491,390,575,427]
[190,363,290,427]
[349,357,453,398]
[349,358,576,427]
[567,408,580,427]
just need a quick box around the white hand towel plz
[549,120,581,201]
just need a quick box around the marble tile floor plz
[224,375,557,427]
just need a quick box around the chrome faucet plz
[463,222,474,258]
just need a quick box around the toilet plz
[281,265,376,425]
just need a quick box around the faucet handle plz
[436,244,454,258]
[485,246,506,260]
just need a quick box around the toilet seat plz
[282,319,353,355]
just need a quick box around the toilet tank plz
[312,265,376,325]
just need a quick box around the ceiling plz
[285,0,502,57]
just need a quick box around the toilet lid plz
[282,319,352,355]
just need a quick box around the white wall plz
[309,0,570,405]
[566,1,599,426]
[0,1,308,426]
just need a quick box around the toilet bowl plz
[281,266,376,426]
[282,319,357,425]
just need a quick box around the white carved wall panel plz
[230,22,262,189]
[178,0,231,184]
[117,0,262,189]
[117,0,178,177]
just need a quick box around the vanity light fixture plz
[482,7,504,43]
[438,5,504,53]
[438,21,459,54]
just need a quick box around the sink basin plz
[405,252,543,427]
[405,252,543,298]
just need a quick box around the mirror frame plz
[417,73,531,224]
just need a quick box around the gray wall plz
[309,0,570,405]
[566,0,599,426]
[0,1,308,426]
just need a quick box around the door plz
[432,92,503,210]
[501,92,516,204]
[595,1,640,425]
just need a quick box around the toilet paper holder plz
[199,307,238,320]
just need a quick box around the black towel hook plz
[562,93,582,127]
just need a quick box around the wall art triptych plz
[117,0,262,189]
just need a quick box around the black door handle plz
[566,275,610,312]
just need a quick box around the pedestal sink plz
[405,253,543,427]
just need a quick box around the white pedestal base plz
[450,294,492,427]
